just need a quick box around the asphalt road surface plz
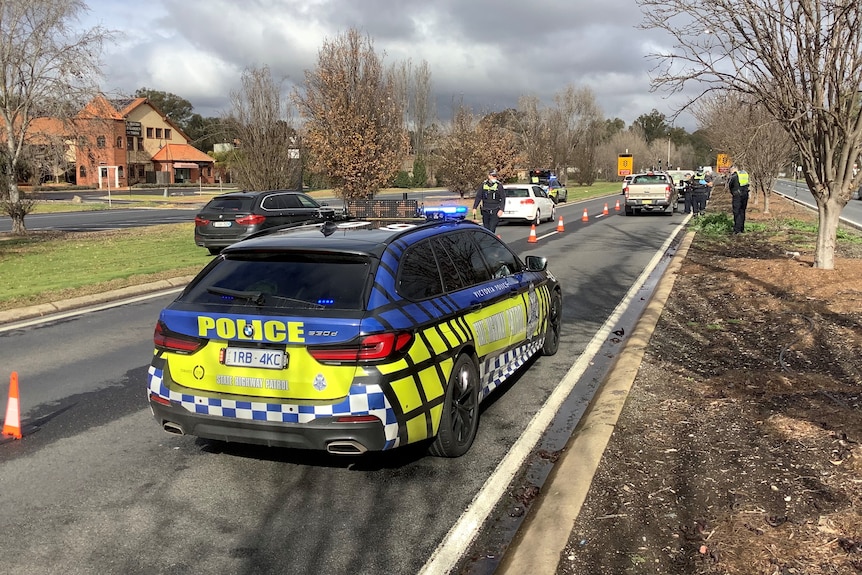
[1,197,686,575]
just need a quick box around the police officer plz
[727,165,750,234]
[682,172,694,214]
[473,169,506,232]
[689,169,713,216]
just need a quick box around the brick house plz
[32,94,215,189]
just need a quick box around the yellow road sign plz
[717,153,732,173]
[618,154,633,176]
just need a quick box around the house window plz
[127,136,135,150]
[146,127,153,138]
[79,165,87,178]
[155,128,163,138]
[138,137,144,149]
[116,136,123,148]
[96,136,106,148]
[164,129,171,140]
[118,166,124,178]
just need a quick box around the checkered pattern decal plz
[479,338,545,399]
[147,363,401,449]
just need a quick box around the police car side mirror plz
[525,255,548,272]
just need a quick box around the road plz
[0,197,687,574]
[772,178,862,228]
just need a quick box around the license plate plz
[222,347,287,369]
[642,200,652,205]
[213,221,232,228]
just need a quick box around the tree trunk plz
[814,196,842,269]
[762,187,770,214]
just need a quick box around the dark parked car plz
[194,190,337,254]
[148,215,562,457]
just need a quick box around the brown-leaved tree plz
[295,28,407,199]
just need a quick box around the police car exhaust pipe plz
[326,440,367,455]
[163,421,185,436]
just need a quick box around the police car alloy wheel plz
[428,354,480,457]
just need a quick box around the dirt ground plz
[560,190,862,574]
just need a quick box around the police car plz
[147,212,562,457]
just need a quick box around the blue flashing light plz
[316,298,335,306]
[423,205,468,220]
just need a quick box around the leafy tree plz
[294,28,407,199]
[223,65,299,190]
[392,170,412,188]
[0,0,112,234]
[184,113,226,152]
[134,88,194,132]
[632,109,669,145]
[639,0,862,269]
[411,158,427,187]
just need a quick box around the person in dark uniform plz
[689,170,713,216]
[681,172,694,214]
[472,169,507,232]
[727,165,751,234]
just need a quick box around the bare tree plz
[549,85,604,180]
[294,28,407,199]
[477,116,522,183]
[694,93,795,212]
[411,60,434,162]
[511,95,552,171]
[0,0,112,234]
[436,102,484,198]
[224,66,298,191]
[639,0,862,269]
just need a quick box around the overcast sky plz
[83,0,699,131]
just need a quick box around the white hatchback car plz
[501,184,556,225]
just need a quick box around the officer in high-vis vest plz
[473,169,507,232]
[727,165,751,234]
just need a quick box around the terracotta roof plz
[151,143,213,163]
[77,95,124,120]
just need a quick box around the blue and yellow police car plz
[147,212,562,457]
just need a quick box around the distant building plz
[30,94,215,188]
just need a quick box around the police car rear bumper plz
[149,399,389,454]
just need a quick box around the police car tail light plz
[309,331,413,362]
[236,214,266,226]
[194,216,209,227]
[154,321,206,354]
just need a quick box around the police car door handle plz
[469,302,482,312]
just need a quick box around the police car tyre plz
[541,290,562,356]
[533,210,542,226]
[429,354,480,458]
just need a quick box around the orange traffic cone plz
[556,215,565,232]
[527,224,538,243]
[603,202,609,215]
[614,199,621,211]
[581,208,589,222]
[2,371,22,439]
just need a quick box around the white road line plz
[419,219,688,575]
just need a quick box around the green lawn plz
[0,223,210,310]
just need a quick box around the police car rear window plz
[181,254,371,311]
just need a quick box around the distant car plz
[194,190,337,255]
[621,175,633,194]
[148,215,563,457]
[501,184,557,225]
[665,170,692,204]
[544,182,568,204]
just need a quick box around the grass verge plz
[0,223,210,311]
